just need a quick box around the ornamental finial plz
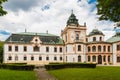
[71,9,73,14]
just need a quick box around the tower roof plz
[67,11,79,26]
[88,29,104,36]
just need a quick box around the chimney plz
[46,30,48,34]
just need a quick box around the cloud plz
[41,4,50,11]
[0,30,10,35]
[0,0,115,41]
[3,0,41,12]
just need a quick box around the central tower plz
[61,11,87,62]
[61,11,87,44]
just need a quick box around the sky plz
[0,0,115,41]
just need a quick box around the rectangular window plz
[39,57,42,60]
[60,57,62,60]
[33,46,39,52]
[108,46,110,52]
[46,56,49,60]
[24,56,27,60]
[8,56,12,60]
[31,56,34,60]
[54,57,57,60]
[15,46,18,52]
[54,47,57,52]
[46,47,49,52]
[8,46,12,51]
[86,38,88,42]
[24,46,27,52]
[60,47,62,52]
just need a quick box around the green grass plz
[49,66,120,80]
[0,69,37,80]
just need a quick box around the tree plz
[0,41,3,63]
[96,0,120,22]
[0,0,7,16]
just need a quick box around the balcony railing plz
[74,39,84,42]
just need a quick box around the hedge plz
[0,64,35,71]
[45,63,96,70]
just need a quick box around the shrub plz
[45,63,96,70]
[0,64,35,71]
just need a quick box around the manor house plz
[3,12,120,65]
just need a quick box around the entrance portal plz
[98,55,102,64]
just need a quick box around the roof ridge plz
[13,32,58,36]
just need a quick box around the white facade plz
[3,12,120,65]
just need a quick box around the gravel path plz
[35,68,57,80]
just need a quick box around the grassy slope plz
[0,69,37,80]
[49,66,120,80]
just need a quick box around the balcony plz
[74,39,84,42]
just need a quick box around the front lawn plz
[49,66,120,80]
[0,69,37,80]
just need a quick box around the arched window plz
[98,45,101,52]
[88,46,91,52]
[78,55,81,62]
[76,34,79,40]
[117,56,120,62]
[92,46,96,52]
[117,45,120,51]
[100,37,102,41]
[93,37,96,41]
[78,45,81,51]
[108,46,110,52]
[92,56,96,62]
[88,56,90,62]
[33,46,39,52]
[103,56,106,62]
[103,46,106,52]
